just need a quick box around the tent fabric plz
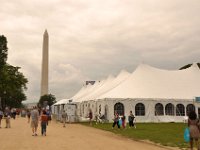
[84,70,130,101]
[53,99,69,105]
[72,79,106,102]
[72,70,130,102]
[98,63,200,99]
[76,75,115,102]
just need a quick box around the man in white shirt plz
[30,107,39,136]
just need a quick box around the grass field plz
[81,122,189,149]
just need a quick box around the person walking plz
[121,115,126,129]
[128,111,136,128]
[0,108,3,128]
[89,109,93,125]
[4,107,11,128]
[188,110,200,150]
[62,110,68,127]
[112,111,120,129]
[40,110,48,136]
[30,106,39,136]
[46,109,51,125]
[27,109,31,123]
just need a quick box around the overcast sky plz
[1,0,200,102]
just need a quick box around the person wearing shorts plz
[31,107,39,136]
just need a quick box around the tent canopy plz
[72,70,130,102]
[99,63,200,99]
[53,99,70,105]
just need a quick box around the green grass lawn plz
[81,122,189,149]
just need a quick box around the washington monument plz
[41,30,49,96]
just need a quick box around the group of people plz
[0,107,28,129]
[88,109,136,129]
[0,106,52,136]
[28,106,51,136]
[2,105,200,149]
[0,107,13,128]
[112,110,136,129]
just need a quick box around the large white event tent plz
[53,63,200,123]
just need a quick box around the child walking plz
[40,110,48,136]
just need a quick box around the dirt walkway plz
[0,117,178,150]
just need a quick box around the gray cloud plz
[1,0,200,102]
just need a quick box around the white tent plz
[73,76,112,102]
[99,63,200,99]
[54,99,69,105]
[76,63,200,122]
[52,99,70,117]
[76,75,115,102]
[53,63,200,123]
[83,70,130,101]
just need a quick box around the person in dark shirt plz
[89,109,93,125]
[112,111,120,129]
[27,109,31,123]
[128,111,135,128]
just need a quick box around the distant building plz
[22,101,37,109]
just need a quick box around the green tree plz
[38,94,56,108]
[0,35,8,70]
[0,64,28,109]
[0,35,28,110]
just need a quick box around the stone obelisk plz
[41,30,49,96]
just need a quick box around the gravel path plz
[0,117,178,150]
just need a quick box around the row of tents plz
[52,63,200,122]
